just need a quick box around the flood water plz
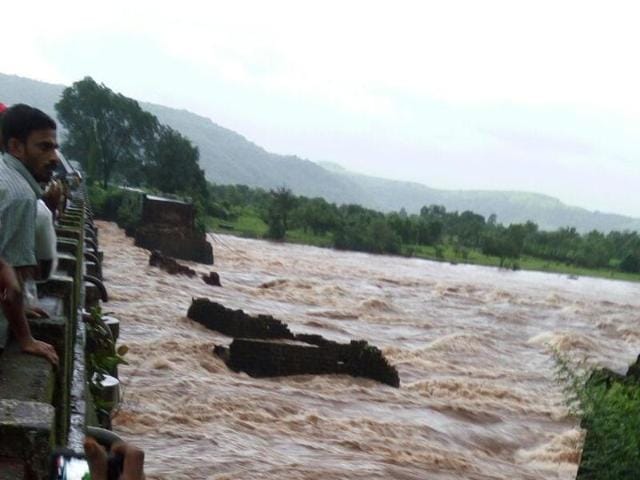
[97,221,640,479]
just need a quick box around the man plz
[0,104,59,365]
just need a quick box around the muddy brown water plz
[96,221,640,479]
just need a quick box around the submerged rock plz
[149,250,196,277]
[202,271,221,287]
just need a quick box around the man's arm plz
[0,259,58,365]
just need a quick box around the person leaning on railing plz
[0,104,59,366]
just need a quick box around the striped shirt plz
[0,153,43,267]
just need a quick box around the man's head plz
[1,104,59,183]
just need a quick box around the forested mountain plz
[2,72,639,233]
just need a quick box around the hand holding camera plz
[52,437,145,480]
[84,437,145,480]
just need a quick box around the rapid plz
[97,221,640,479]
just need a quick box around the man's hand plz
[25,306,50,319]
[20,337,59,366]
[42,179,64,214]
[84,437,146,480]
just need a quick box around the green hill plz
[2,72,639,233]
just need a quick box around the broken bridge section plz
[187,298,400,388]
[134,195,213,265]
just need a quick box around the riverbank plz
[206,215,640,284]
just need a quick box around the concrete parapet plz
[0,184,114,476]
[0,344,55,404]
[0,400,55,480]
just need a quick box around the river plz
[96,221,640,479]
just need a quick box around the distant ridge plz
[2,72,639,233]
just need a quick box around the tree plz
[265,187,297,239]
[416,219,443,245]
[481,224,527,267]
[56,77,158,187]
[451,210,485,247]
[420,204,446,220]
[293,197,339,235]
[145,126,208,201]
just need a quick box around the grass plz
[206,211,268,238]
[205,213,640,283]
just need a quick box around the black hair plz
[1,104,56,150]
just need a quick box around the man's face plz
[11,129,60,183]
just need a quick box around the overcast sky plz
[2,1,640,216]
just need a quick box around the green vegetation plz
[205,184,640,282]
[555,355,640,479]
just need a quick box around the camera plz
[51,448,124,480]
[50,449,90,480]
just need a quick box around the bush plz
[619,254,640,273]
[555,354,640,479]
[88,185,143,232]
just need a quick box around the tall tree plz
[56,77,158,187]
[265,187,297,239]
[145,125,208,201]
